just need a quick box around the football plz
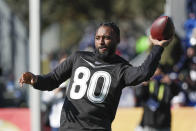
[150,16,175,41]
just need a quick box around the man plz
[19,22,172,131]
[135,65,181,131]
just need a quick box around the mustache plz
[99,45,108,49]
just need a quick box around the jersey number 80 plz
[70,66,111,103]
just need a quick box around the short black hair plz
[98,22,120,38]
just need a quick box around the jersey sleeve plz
[33,52,76,91]
[123,45,164,86]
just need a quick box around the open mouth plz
[100,47,107,51]
[99,47,108,53]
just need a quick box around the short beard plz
[95,46,116,60]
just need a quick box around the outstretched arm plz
[19,52,75,91]
[123,35,173,86]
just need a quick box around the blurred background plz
[0,0,196,131]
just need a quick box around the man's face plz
[95,26,119,58]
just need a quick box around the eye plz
[105,36,111,40]
[95,36,100,40]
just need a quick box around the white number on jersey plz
[70,66,111,103]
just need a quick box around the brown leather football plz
[150,16,175,41]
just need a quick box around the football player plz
[19,22,172,131]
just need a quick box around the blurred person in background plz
[135,65,181,131]
[0,67,25,107]
[42,80,69,131]
[78,25,95,51]
[19,22,172,131]
[171,45,196,107]
[183,12,196,49]
[42,56,69,131]
[186,0,196,18]
[159,34,185,73]
[178,45,196,106]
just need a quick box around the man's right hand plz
[19,72,37,87]
[149,35,173,47]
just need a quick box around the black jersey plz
[34,45,163,131]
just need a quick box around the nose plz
[100,37,105,45]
